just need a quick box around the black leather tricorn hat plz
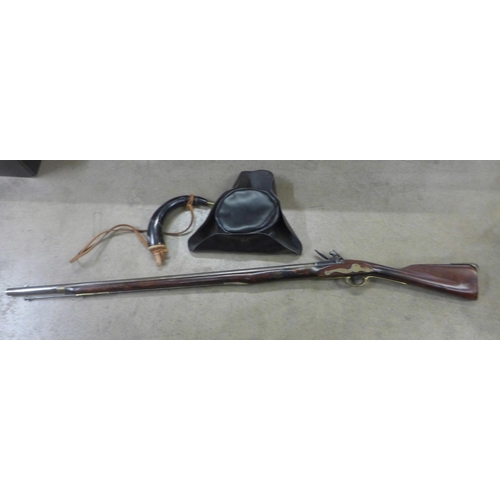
[188,170,302,254]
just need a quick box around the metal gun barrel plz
[5,262,321,300]
[6,285,67,299]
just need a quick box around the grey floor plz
[1,161,498,339]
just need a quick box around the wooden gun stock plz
[389,263,478,300]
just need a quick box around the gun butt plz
[393,263,479,300]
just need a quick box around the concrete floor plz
[0,161,498,339]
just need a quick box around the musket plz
[5,250,478,301]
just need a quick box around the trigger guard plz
[345,275,367,287]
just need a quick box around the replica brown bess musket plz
[5,250,478,300]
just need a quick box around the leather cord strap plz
[70,195,197,264]
[70,224,149,263]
